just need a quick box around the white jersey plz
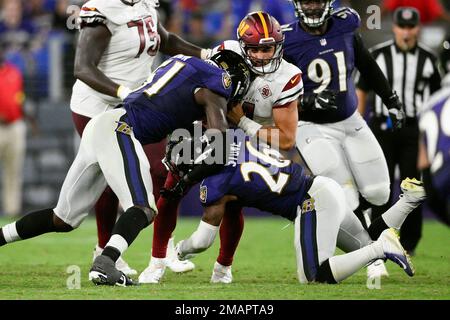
[212,40,304,126]
[71,0,160,118]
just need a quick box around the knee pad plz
[360,182,390,206]
[300,139,341,176]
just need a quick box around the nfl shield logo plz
[258,85,272,99]
[320,39,327,46]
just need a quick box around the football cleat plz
[89,255,138,286]
[367,258,389,279]
[210,261,233,284]
[91,245,137,279]
[138,257,167,284]
[378,228,415,277]
[400,178,426,204]
[166,237,195,273]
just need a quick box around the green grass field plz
[0,217,449,300]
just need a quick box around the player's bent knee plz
[360,183,390,206]
[52,214,74,232]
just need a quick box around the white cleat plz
[115,256,138,276]
[367,259,389,279]
[210,261,233,284]
[378,228,415,277]
[138,257,167,284]
[166,237,195,273]
[90,245,137,280]
[400,178,426,204]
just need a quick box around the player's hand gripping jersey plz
[71,0,161,117]
[123,55,233,144]
[199,135,313,221]
[212,40,303,126]
[283,8,361,123]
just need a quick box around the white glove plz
[201,48,213,60]
[117,85,132,101]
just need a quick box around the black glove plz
[301,89,338,112]
[384,92,405,131]
[160,179,188,199]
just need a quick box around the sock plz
[106,206,150,256]
[12,208,58,243]
[217,203,244,266]
[180,221,219,255]
[152,172,181,258]
[315,260,337,284]
[381,195,419,230]
[1,222,21,246]
[95,187,119,248]
[328,241,384,282]
[367,217,389,240]
[352,195,372,230]
[102,245,121,262]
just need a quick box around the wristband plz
[238,116,262,137]
[117,85,132,101]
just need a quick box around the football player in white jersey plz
[138,11,304,284]
[70,0,212,276]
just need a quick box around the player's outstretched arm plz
[158,22,205,59]
[354,33,405,129]
[177,195,236,260]
[74,25,122,98]
[354,33,394,102]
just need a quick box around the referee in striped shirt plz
[356,7,442,255]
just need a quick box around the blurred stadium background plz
[0,0,449,217]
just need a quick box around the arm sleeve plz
[355,70,371,92]
[354,33,393,103]
[429,58,442,94]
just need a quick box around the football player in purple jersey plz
[0,51,251,286]
[167,134,424,284]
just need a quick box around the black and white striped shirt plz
[357,40,441,118]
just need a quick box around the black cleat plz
[89,255,139,287]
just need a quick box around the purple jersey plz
[199,134,313,221]
[283,8,360,123]
[123,55,233,144]
[420,87,450,200]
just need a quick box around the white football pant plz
[294,176,371,283]
[53,108,156,228]
[296,111,390,210]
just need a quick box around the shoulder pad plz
[332,7,361,30]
